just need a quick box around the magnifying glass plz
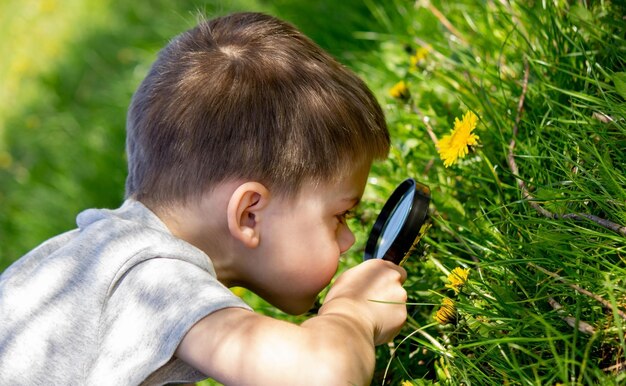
[364,178,431,266]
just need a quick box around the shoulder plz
[73,200,214,273]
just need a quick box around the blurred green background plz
[0,0,390,269]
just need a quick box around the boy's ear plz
[226,182,270,248]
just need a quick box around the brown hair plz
[125,12,389,205]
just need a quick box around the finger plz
[396,265,407,283]
[378,259,407,283]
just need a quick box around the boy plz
[0,12,407,385]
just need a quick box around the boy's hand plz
[320,259,407,345]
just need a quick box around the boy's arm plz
[175,259,406,385]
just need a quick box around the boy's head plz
[125,12,389,206]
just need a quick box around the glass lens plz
[374,188,415,259]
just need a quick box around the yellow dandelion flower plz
[434,297,457,325]
[445,267,470,294]
[401,381,413,386]
[410,46,430,69]
[437,110,480,167]
[389,80,410,100]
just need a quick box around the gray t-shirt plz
[0,199,251,385]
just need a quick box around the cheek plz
[294,243,340,290]
[273,225,342,292]
[312,244,342,285]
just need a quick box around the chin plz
[249,285,321,316]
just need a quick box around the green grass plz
[353,1,626,384]
[2,1,626,385]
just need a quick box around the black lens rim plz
[364,178,430,265]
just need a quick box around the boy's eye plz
[337,209,357,223]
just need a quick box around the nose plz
[338,224,356,254]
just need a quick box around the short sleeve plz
[88,257,251,385]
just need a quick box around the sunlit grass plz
[0,0,111,135]
[354,1,626,384]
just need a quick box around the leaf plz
[612,72,626,100]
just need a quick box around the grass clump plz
[347,1,626,384]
